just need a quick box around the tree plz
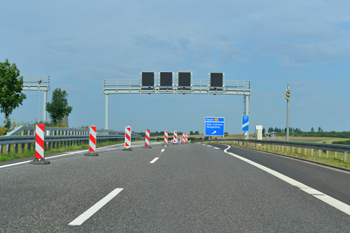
[0,59,26,129]
[262,128,266,136]
[194,130,199,135]
[190,131,194,135]
[311,127,314,133]
[46,88,73,124]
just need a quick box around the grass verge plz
[0,140,143,162]
[205,141,350,170]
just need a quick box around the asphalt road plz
[0,142,349,232]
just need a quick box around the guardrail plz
[0,126,143,154]
[201,138,349,162]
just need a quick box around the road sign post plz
[205,117,225,137]
[242,116,249,139]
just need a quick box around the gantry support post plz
[43,90,47,122]
[244,94,250,139]
[105,94,109,129]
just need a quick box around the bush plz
[332,140,350,145]
[0,120,68,136]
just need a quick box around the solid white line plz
[213,147,220,149]
[0,150,85,169]
[0,142,163,169]
[223,146,350,216]
[206,145,212,147]
[0,160,31,169]
[68,188,123,226]
[150,157,159,163]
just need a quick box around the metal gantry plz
[22,76,50,122]
[103,73,251,137]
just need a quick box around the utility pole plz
[286,83,291,141]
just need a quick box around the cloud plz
[280,43,350,67]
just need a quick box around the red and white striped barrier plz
[85,126,99,156]
[123,126,132,151]
[164,131,168,145]
[174,131,178,144]
[144,129,151,148]
[30,124,50,164]
[185,133,188,142]
[145,129,150,146]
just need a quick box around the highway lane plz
[0,143,349,232]
[210,143,350,206]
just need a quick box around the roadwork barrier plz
[0,125,142,155]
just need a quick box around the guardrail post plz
[319,150,321,157]
[0,145,2,154]
[335,151,337,158]
[304,148,307,155]
[326,150,329,158]
[282,146,284,152]
[14,144,18,154]
[292,147,294,153]
[7,144,11,154]
[21,143,25,153]
[344,152,347,162]
[311,149,314,156]
[298,147,300,153]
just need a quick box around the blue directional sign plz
[205,117,225,136]
[242,116,249,131]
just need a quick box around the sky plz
[1,0,349,134]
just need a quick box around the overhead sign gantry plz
[103,72,251,138]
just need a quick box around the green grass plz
[205,141,350,170]
[290,138,350,144]
[0,140,142,162]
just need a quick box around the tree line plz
[266,127,350,138]
[0,59,72,134]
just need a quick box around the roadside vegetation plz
[204,141,350,170]
[0,140,144,162]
